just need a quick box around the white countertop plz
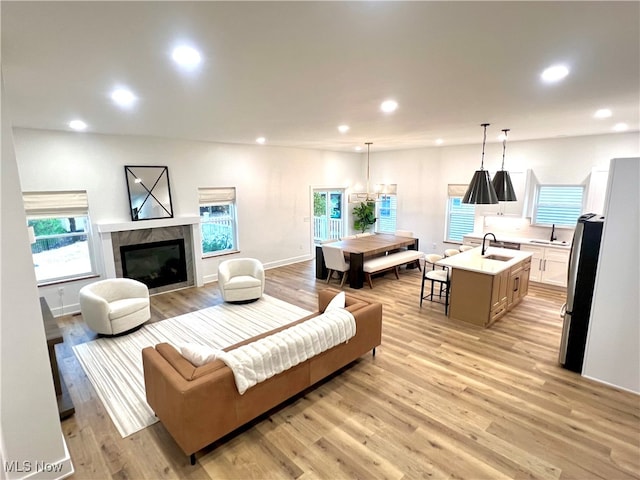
[463,233,571,250]
[437,246,533,275]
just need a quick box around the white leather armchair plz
[79,278,150,335]
[218,258,265,302]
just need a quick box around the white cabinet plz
[476,170,529,217]
[521,244,570,287]
[585,168,609,214]
[524,245,544,282]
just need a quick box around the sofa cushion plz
[326,291,345,311]
[156,343,226,380]
[224,275,263,290]
[181,343,222,367]
[108,297,149,320]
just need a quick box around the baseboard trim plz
[203,254,313,284]
[582,373,640,395]
[50,303,80,317]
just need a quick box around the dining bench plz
[363,249,423,288]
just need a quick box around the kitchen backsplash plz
[480,216,574,243]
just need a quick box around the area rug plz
[73,295,312,438]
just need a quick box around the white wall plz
[370,132,640,253]
[583,157,640,393]
[13,128,363,312]
[1,91,73,477]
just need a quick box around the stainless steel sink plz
[484,254,513,262]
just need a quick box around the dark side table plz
[40,297,75,419]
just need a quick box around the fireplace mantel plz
[97,216,200,233]
[96,216,204,288]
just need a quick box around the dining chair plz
[321,245,350,287]
[420,254,450,315]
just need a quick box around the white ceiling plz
[2,1,639,152]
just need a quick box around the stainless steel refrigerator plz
[559,213,604,372]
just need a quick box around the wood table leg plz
[315,245,327,279]
[407,239,420,269]
[349,252,364,289]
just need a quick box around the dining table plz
[316,233,419,289]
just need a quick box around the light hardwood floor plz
[56,260,639,480]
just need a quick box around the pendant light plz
[365,142,375,201]
[350,142,379,203]
[492,129,517,201]
[462,123,498,204]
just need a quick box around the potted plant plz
[353,201,376,233]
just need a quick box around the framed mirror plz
[124,166,174,221]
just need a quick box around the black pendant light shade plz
[463,123,499,204]
[492,170,517,201]
[463,169,499,204]
[491,128,517,201]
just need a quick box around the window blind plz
[23,190,89,217]
[534,185,584,226]
[198,187,236,204]
[447,184,469,197]
[376,194,397,233]
[447,196,475,242]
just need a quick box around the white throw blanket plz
[216,308,356,394]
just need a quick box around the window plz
[446,185,475,242]
[376,194,397,233]
[23,190,96,284]
[199,187,238,256]
[533,185,584,226]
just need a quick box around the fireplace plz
[120,239,187,289]
[98,217,201,294]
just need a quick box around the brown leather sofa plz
[142,288,382,464]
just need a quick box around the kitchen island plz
[437,246,533,327]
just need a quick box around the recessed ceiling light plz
[338,125,350,133]
[111,88,137,108]
[256,137,266,144]
[380,99,398,113]
[68,120,87,131]
[612,122,628,132]
[541,64,569,83]
[594,108,612,119]
[435,138,444,145]
[172,45,202,68]
[354,146,363,151]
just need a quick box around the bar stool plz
[420,254,450,315]
[444,248,460,257]
[459,245,474,252]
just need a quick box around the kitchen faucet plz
[550,224,557,242]
[482,232,497,256]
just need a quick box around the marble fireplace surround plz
[97,217,204,294]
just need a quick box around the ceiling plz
[2,1,639,152]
